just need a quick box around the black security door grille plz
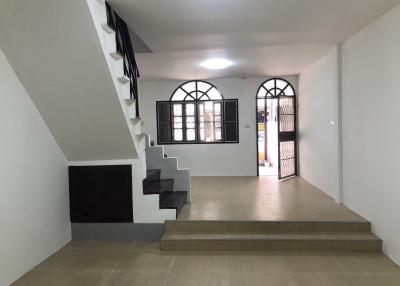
[277,95,297,179]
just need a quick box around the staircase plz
[85,0,191,222]
[88,0,145,156]
[145,136,192,203]
[161,220,382,252]
[143,169,188,219]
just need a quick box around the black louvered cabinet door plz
[69,166,100,222]
[69,165,133,223]
[99,165,133,222]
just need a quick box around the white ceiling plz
[109,0,400,80]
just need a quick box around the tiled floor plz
[12,241,400,286]
[179,176,365,221]
[12,177,395,285]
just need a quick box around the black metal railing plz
[106,2,140,116]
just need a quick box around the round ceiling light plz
[200,58,233,70]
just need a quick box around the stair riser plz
[145,180,174,195]
[143,172,161,190]
[161,239,382,252]
[165,221,372,234]
[176,195,187,218]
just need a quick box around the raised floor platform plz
[162,176,380,252]
[178,176,365,221]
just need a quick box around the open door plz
[256,78,297,179]
[277,94,297,179]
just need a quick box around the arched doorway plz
[256,78,297,179]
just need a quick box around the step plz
[110,52,123,60]
[161,232,382,252]
[165,220,372,234]
[160,191,188,219]
[136,132,146,141]
[130,117,141,125]
[142,169,161,190]
[118,76,130,84]
[144,179,174,195]
[101,23,114,33]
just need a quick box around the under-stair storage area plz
[69,165,133,223]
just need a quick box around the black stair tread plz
[144,179,174,195]
[160,191,187,209]
[146,169,161,178]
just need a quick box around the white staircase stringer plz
[145,135,192,202]
[86,0,144,156]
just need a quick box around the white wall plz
[298,47,341,202]
[139,76,298,176]
[341,4,400,264]
[0,49,71,286]
[0,0,138,161]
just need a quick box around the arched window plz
[156,80,239,144]
[170,80,223,101]
[257,78,295,98]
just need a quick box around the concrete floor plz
[179,176,365,221]
[12,241,400,286]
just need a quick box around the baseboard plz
[71,223,164,241]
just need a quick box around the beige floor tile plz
[179,176,366,221]
[35,248,78,270]
[269,274,305,286]
[59,270,111,286]
[132,241,161,251]
[356,254,400,273]
[117,250,175,271]
[335,253,400,274]
[228,272,295,286]
[103,270,167,286]
[63,240,95,249]
[335,255,371,274]
[89,240,136,250]
[351,274,400,286]
[295,274,356,286]
[281,254,344,274]
[11,270,61,286]
[166,271,227,286]
[11,269,110,286]
[306,255,345,273]
[227,252,286,274]
[172,251,227,272]
[179,201,230,220]
[61,248,128,271]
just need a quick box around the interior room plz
[1,0,400,285]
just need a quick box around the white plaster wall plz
[298,47,341,201]
[341,4,400,264]
[0,49,71,286]
[0,0,137,161]
[139,76,298,176]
